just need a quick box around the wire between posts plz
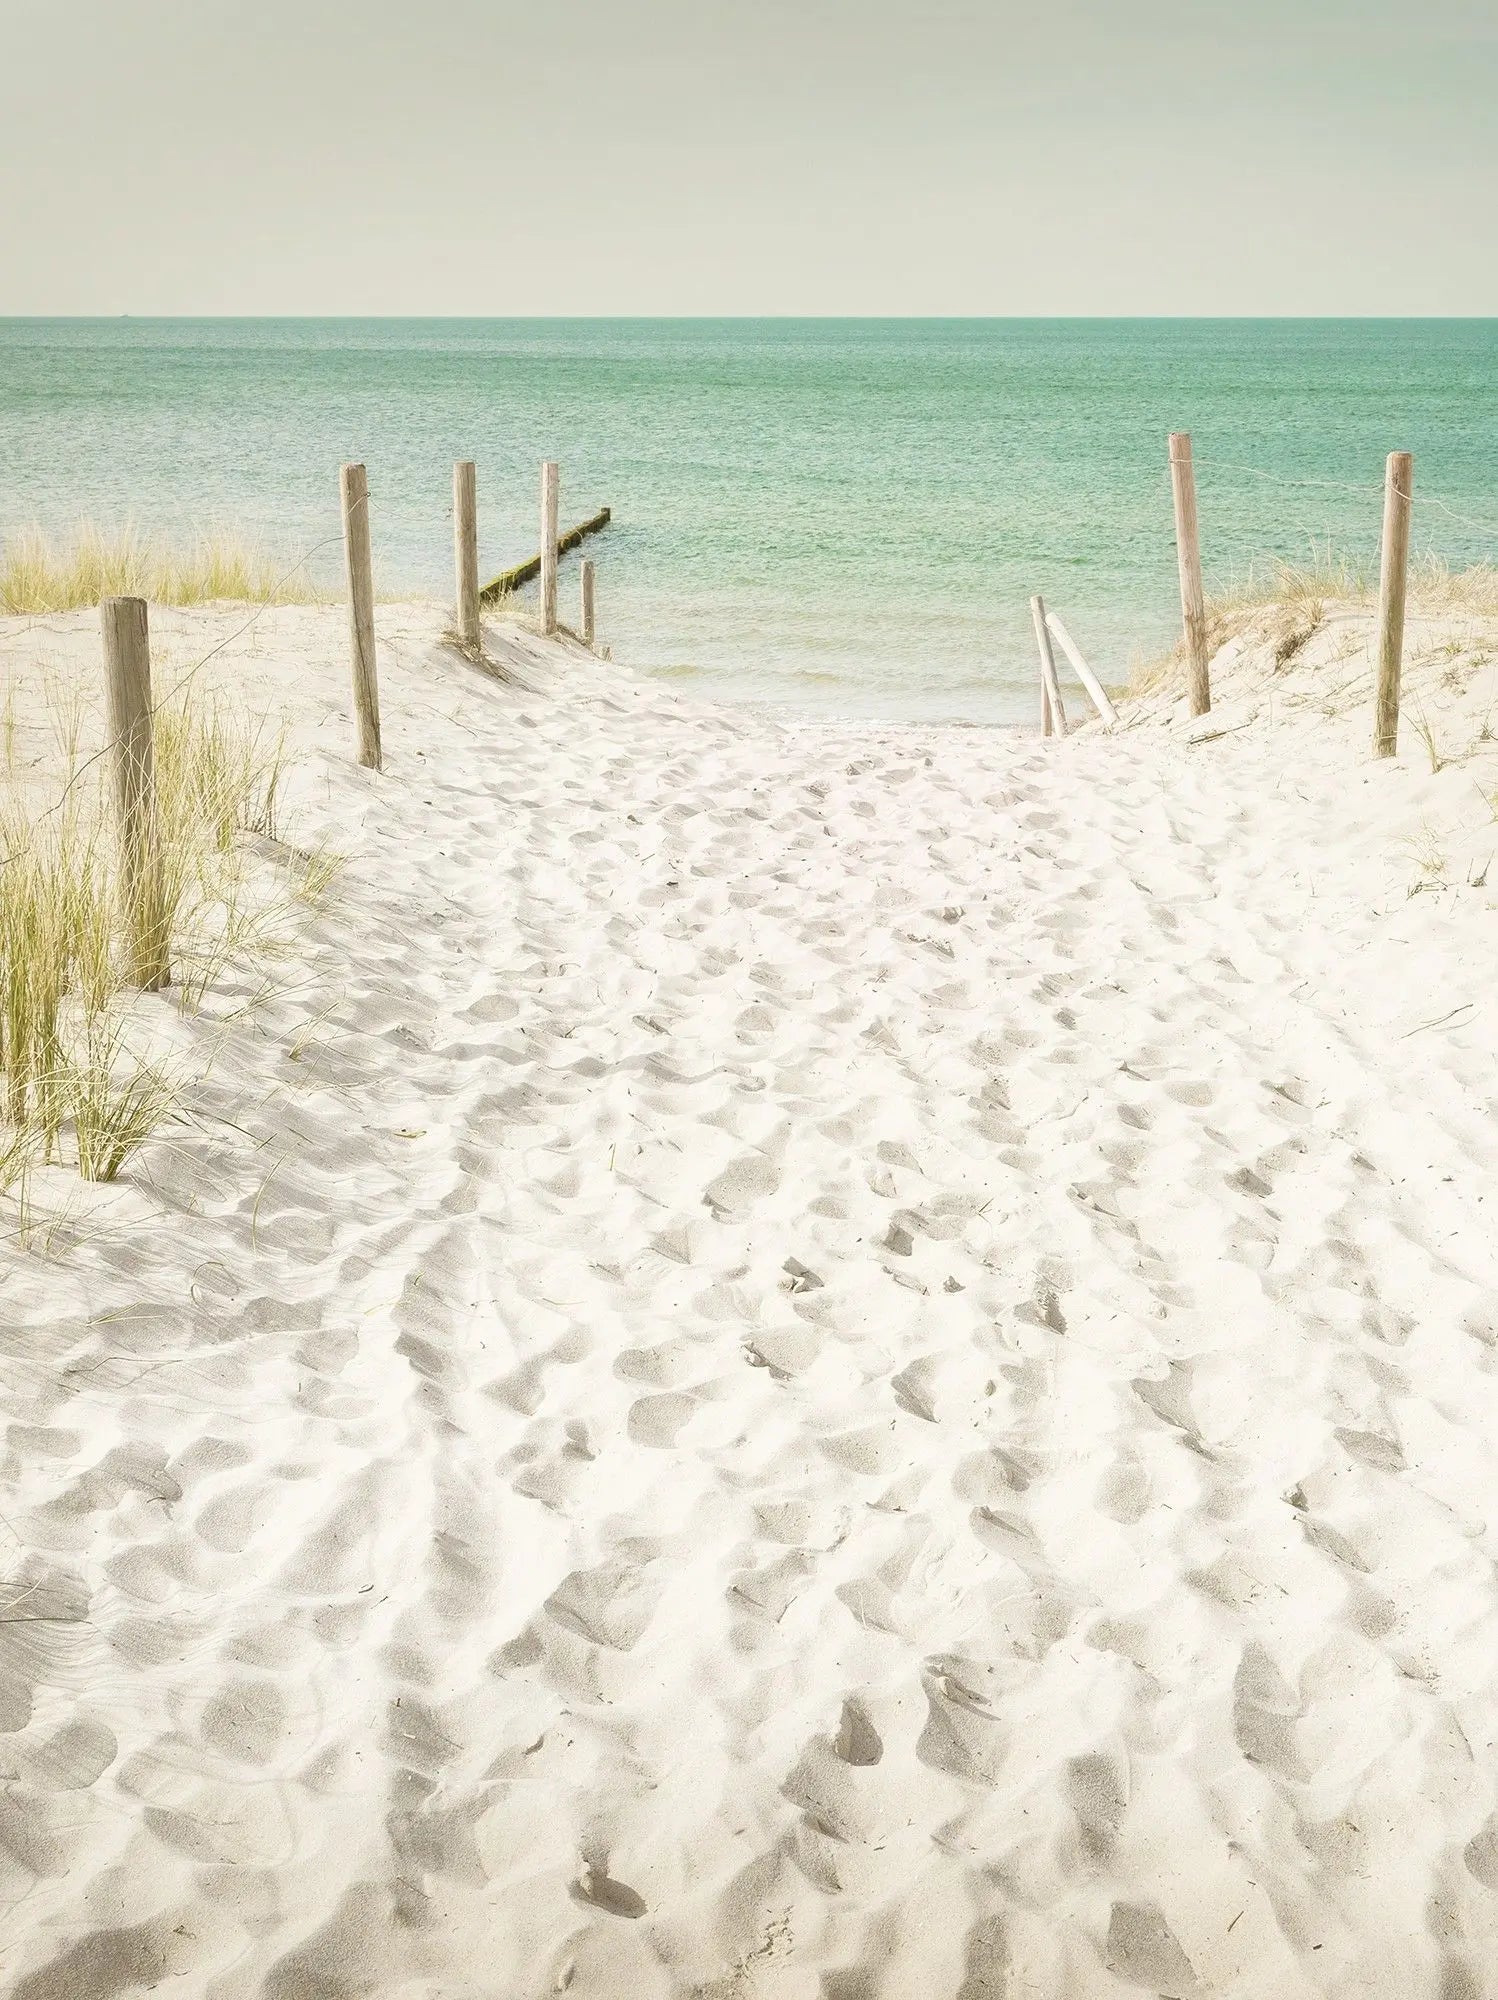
[1191,453,1498,542]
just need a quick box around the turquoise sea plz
[1,319,1495,723]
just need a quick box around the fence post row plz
[453,459,480,652]
[540,460,560,637]
[101,596,170,991]
[1030,593,1068,739]
[340,462,381,771]
[1372,450,1414,759]
[1168,432,1211,718]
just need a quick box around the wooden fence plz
[94,432,1436,994]
[1032,431,1417,753]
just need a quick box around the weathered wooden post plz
[580,558,596,648]
[1372,450,1414,758]
[1168,432,1211,717]
[1030,594,1068,739]
[540,460,559,636]
[453,459,480,651]
[101,596,170,990]
[340,463,381,770]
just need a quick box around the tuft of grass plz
[1205,553,1498,621]
[1407,704,1447,775]
[1129,554,1498,697]
[483,587,539,632]
[0,798,115,1158]
[67,1021,178,1183]
[1406,557,1498,618]
[0,675,332,1205]
[290,843,344,907]
[0,521,327,613]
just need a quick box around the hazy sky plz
[4,0,1495,314]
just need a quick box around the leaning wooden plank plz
[479,506,613,603]
[1044,611,1119,728]
[1030,594,1068,739]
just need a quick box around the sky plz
[3,0,1495,315]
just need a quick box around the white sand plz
[2,599,1498,1998]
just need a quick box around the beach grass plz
[1209,553,1498,619]
[1,521,327,613]
[0,681,298,1190]
[1129,555,1498,695]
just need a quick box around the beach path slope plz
[2,606,1497,1999]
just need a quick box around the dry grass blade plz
[1408,704,1446,774]
[66,1024,178,1183]
[0,798,115,1158]
[1129,554,1498,697]
[1,673,327,1199]
[0,521,328,614]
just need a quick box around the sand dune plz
[2,601,1498,1998]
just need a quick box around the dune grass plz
[0,682,304,1201]
[1129,555,1498,697]
[1207,552,1498,619]
[0,521,328,614]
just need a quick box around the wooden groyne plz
[479,506,612,604]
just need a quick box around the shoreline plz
[6,316,1497,721]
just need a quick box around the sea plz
[2,318,1495,723]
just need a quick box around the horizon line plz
[4,312,1498,325]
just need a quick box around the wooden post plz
[539,460,559,636]
[453,459,480,651]
[1372,450,1414,759]
[1045,611,1120,728]
[340,463,381,770]
[1168,432,1211,717]
[100,597,169,991]
[1030,594,1068,739]
[580,558,596,648]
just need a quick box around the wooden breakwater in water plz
[479,506,612,605]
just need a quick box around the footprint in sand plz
[1131,1361,1199,1439]
[1165,1079,1215,1107]
[1068,1750,1129,1861]
[703,1151,782,1218]
[1300,1512,1373,1575]
[1096,1454,1152,1525]
[1231,1642,1305,1778]
[570,1863,647,1919]
[199,1677,290,1766]
[626,1392,696,1446]
[832,1697,883,1766]
[890,1359,939,1422]
[545,1564,661,1652]
[1463,1814,1498,1890]
[1104,1901,1199,1993]
[915,1668,1008,1786]
[1333,1426,1406,1473]
[20,1716,118,1791]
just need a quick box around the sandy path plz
[2,609,1497,1998]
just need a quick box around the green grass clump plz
[0,680,305,1197]
[0,800,112,1157]
[0,521,326,614]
